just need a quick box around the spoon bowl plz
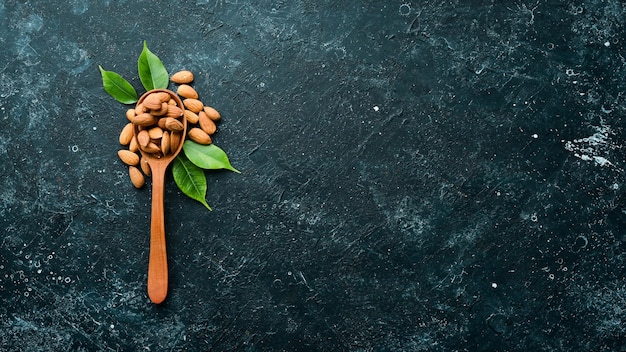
[134,89,187,304]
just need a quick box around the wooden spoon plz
[134,89,187,304]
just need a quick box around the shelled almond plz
[118,150,140,166]
[188,127,212,145]
[198,111,217,135]
[140,158,151,177]
[203,106,221,121]
[129,166,145,188]
[171,70,194,84]
[184,110,199,124]
[119,123,134,145]
[183,98,203,113]
[177,84,198,99]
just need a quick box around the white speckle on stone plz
[531,133,538,139]
[592,156,613,167]
[491,282,497,289]
[373,106,379,112]
[564,124,616,167]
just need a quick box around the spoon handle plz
[147,162,168,304]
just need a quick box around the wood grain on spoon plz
[133,89,187,304]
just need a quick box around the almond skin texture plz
[165,118,184,132]
[183,98,204,113]
[141,142,161,154]
[203,106,221,121]
[170,131,182,151]
[118,150,140,166]
[143,94,162,110]
[125,109,136,121]
[137,130,151,147]
[134,103,146,116]
[129,136,139,152]
[166,105,184,119]
[198,111,217,135]
[158,117,181,131]
[184,110,199,124]
[157,118,168,130]
[148,127,164,140]
[154,92,171,103]
[161,131,171,155]
[171,70,194,84]
[119,123,134,145]
[151,102,169,116]
[188,127,212,145]
[140,158,152,177]
[129,113,157,126]
[177,84,198,99]
[129,166,145,188]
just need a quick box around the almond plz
[141,142,161,154]
[170,131,182,151]
[135,103,146,115]
[140,158,152,177]
[143,93,162,110]
[154,92,171,103]
[203,106,221,121]
[137,130,150,147]
[119,123,134,145]
[129,113,157,126]
[129,166,145,188]
[188,127,212,145]
[198,111,217,135]
[118,150,140,166]
[177,84,198,99]
[151,102,169,116]
[161,131,171,155]
[165,118,184,132]
[184,110,199,124]
[125,109,136,121]
[157,118,168,130]
[168,98,176,105]
[148,127,163,139]
[183,98,203,113]
[129,135,139,152]
[171,70,194,84]
[166,105,184,119]
[157,117,176,130]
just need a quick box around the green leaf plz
[172,154,212,210]
[138,41,169,91]
[98,65,138,104]
[183,141,241,173]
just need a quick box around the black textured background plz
[1,1,626,351]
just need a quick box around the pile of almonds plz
[117,70,222,188]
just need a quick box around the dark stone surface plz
[1,0,626,351]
